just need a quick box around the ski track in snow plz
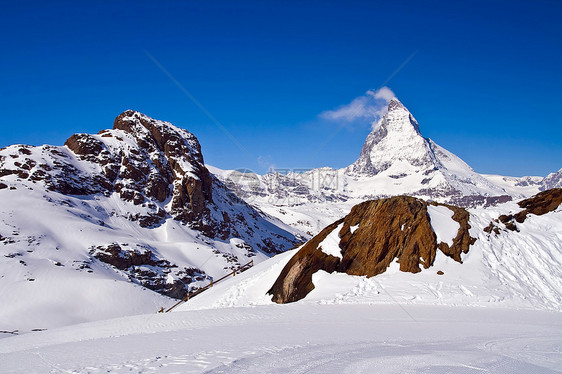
[0,304,560,373]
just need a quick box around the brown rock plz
[515,188,562,223]
[113,110,213,224]
[64,134,104,160]
[494,189,561,232]
[269,196,476,304]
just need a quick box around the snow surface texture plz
[318,222,344,259]
[179,201,562,312]
[0,304,560,373]
[427,205,459,246]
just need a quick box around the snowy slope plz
[0,111,302,331]
[178,197,562,312]
[0,303,560,373]
[482,174,543,197]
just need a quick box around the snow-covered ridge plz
[0,110,302,331]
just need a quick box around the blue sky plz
[1,0,561,177]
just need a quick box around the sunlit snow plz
[318,222,344,259]
[427,205,460,246]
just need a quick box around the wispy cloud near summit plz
[319,87,395,127]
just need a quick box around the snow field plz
[0,304,559,373]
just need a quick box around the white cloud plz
[319,87,395,127]
[369,86,395,101]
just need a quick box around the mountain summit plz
[0,111,301,327]
[346,97,427,176]
[344,97,510,206]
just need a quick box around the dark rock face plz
[516,188,562,220]
[89,243,210,299]
[111,110,213,225]
[65,134,105,160]
[268,196,476,304]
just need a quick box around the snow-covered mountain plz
[0,111,302,330]
[541,168,562,190]
[344,98,506,202]
[210,98,560,236]
[179,189,562,312]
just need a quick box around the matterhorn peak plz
[346,96,428,176]
[387,96,407,112]
[343,97,508,202]
[370,96,420,137]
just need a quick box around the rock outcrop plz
[494,188,562,232]
[268,195,476,303]
[89,243,210,299]
[61,110,215,228]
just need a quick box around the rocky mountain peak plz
[113,110,205,167]
[345,97,432,176]
[387,96,407,112]
[59,110,214,226]
[338,98,515,205]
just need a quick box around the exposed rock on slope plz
[0,111,301,311]
[62,110,214,229]
[541,169,562,191]
[517,188,562,218]
[493,188,562,232]
[88,243,211,299]
[268,195,475,303]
